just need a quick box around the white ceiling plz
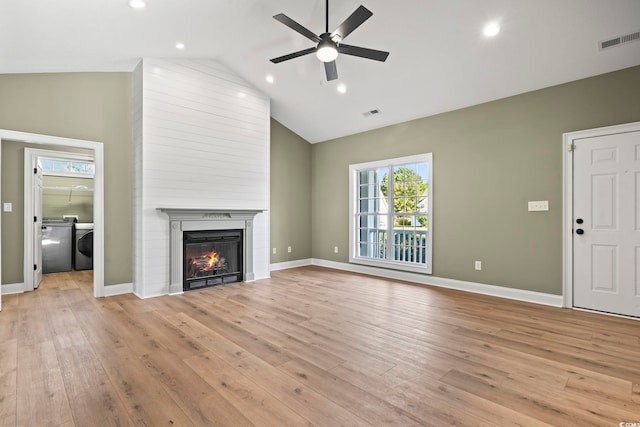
[1,0,639,143]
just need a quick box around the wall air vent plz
[599,30,640,51]
[363,109,381,117]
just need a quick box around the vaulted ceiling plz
[1,0,639,143]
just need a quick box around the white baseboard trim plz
[1,282,26,295]
[133,290,167,299]
[102,282,133,297]
[310,259,563,308]
[270,258,313,271]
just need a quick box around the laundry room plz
[40,156,94,277]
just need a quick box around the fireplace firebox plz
[183,229,243,291]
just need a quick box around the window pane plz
[391,228,428,265]
[40,159,53,170]
[356,214,388,260]
[53,160,67,172]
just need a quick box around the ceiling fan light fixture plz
[316,40,338,62]
[483,22,500,37]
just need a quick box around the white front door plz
[34,160,43,289]
[573,130,640,317]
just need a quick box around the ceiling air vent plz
[363,109,381,117]
[599,30,640,51]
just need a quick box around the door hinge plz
[34,264,37,271]
[34,167,37,174]
[567,143,576,152]
[34,216,37,222]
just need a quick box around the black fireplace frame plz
[183,229,243,291]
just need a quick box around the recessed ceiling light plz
[265,75,275,84]
[175,42,185,50]
[337,84,347,94]
[483,22,500,38]
[127,0,146,9]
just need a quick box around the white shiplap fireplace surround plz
[158,208,264,294]
[133,58,270,298]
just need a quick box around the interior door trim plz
[562,121,640,310]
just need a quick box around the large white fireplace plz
[158,208,264,294]
[132,58,270,298]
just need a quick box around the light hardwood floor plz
[1,266,639,426]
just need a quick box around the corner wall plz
[270,119,312,264]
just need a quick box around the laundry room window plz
[40,158,95,177]
[349,153,433,274]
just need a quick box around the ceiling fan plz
[270,0,389,81]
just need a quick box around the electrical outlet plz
[272,248,277,254]
[528,201,549,211]
[287,246,292,253]
[3,202,12,212]
[475,261,482,271]
[334,246,339,254]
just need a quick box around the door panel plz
[590,245,617,292]
[573,130,640,317]
[591,174,617,229]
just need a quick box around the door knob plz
[576,229,584,235]
[576,218,583,224]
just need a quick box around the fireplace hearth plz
[183,229,243,291]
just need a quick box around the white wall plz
[134,58,270,298]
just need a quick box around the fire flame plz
[192,250,225,272]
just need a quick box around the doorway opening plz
[28,149,95,290]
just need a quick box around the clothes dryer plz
[74,223,93,270]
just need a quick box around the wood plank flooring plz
[1,266,640,426]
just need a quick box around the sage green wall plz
[0,73,132,286]
[311,66,640,295]
[42,176,94,222]
[270,118,312,262]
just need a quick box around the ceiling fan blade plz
[330,5,373,40]
[270,47,317,64]
[324,61,338,81]
[273,13,321,43]
[338,44,389,62]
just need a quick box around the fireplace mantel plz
[158,207,265,294]
[158,208,265,221]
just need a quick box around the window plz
[349,153,433,274]
[39,158,95,177]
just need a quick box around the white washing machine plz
[74,223,93,270]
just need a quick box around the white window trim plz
[349,153,433,274]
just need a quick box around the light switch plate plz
[3,202,12,212]
[528,201,549,211]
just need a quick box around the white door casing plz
[34,160,43,289]
[564,122,640,318]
